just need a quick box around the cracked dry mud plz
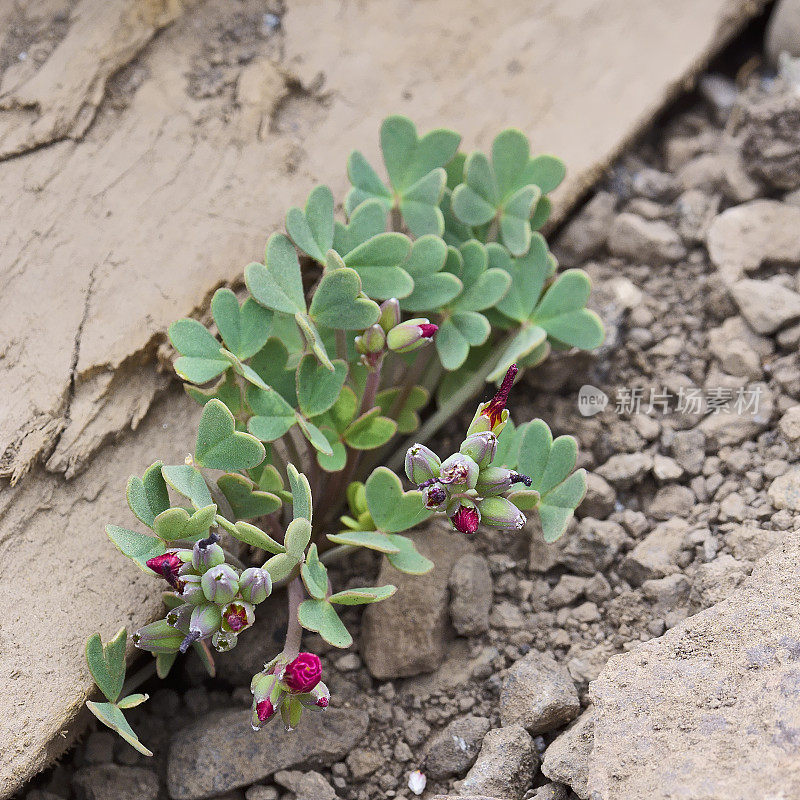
[0,0,777,797]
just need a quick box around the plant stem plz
[336,329,348,361]
[319,543,354,564]
[120,660,156,697]
[360,355,384,416]
[282,577,305,660]
[386,343,503,472]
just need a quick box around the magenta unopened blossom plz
[282,652,322,693]
[146,552,183,589]
[386,318,438,353]
[450,502,480,534]
[468,364,518,434]
[222,601,255,633]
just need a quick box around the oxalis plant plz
[84,116,603,751]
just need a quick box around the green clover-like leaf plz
[211,288,273,360]
[384,534,434,574]
[399,235,462,312]
[341,233,413,300]
[287,463,312,523]
[246,386,297,442]
[218,473,281,519]
[246,233,306,315]
[169,318,230,384]
[105,525,166,572]
[529,268,604,350]
[126,461,170,529]
[495,234,555,323]
[334,199,387,255]
[263,552,300,583]
[375,385,428,434]
[326,530,401,553]
[161,464,214,509]
[296,355,347,418]
[516,419,586,542]
[184,371,243,415]
[195,399,265,471]
[343,408,397,450]
[301,543,328,600]
[153,504,217,542]
[364,467,433,533]
[286,185,335,264]
[309,266,382,330]
[86,628,126,703]
[487,325,547,383]
[297,599,353,649]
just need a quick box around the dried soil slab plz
[0,0,768,795]
[589,533,800,799]
[0,0,767,483]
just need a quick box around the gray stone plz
[698,384,773,447]
[589,533,800,799]
[73,765,158,800]
[449,554,492,636]
[556,518,628,576]
[461,725,538,799]
[423,715,491,779]
[726,524,784,562]
[541,707,595,800]
[608,213,686,263]
[362,521,472,678]
[669,429,706,475]
[489,600,526,630]
[595,452,652,486]
[530,783,570,800]
[688,554,748,612]
[779,406,800,441]
[652,454,684,482]
[769,467,800,511]
[641,574,691,616]
[555,191,617,265]
[244,787,279,800]
[676,145,758,204]
[676,188,719,244]
[647,484,695,520]
[620,519,687,586]
[766,0,800,66]
[707,200,800,283]
[578,472,616,519]
[731,278,800,334]
[547,574,587,608]
[344,748,382,781]
[167,708,368,799]
[82,730,115,764]
[500,651,580,734]
[273,770,338,800]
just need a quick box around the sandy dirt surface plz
[0,0,768,795]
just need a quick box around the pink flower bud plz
[405,443,441,484]
[146,552,183,589]
[191,540,225,573]
[251,671,283,730]
[179,573,205,604]
[477,496,526,530]
[459,431,498,468]
[201,564,239,604]
[475,467,532,497]
[449,502,480,534]
[221,601,255,633]
[439,453,479,489]
[239,567,272,605]
[422,482,447,510]
[378,298,401,332]
[386,318,438,353]
[282,652,322,693]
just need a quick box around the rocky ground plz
[18,27,800,800]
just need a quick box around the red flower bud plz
[146,552,183,589]
[450,503,480,534]
[483,364,518,428]
[283,652,322,693]
[256,698,276,723]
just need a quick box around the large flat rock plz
[0,0,768,795]
[589,532,800,799]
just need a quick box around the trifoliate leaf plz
[211,288,273,360]
[309,267,382,330]
[285,185,334,264]
[364,467,432,533]
[126,461,170,529]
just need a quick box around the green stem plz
[319,543,354,564]
[282,577,305,660]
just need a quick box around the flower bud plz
[298,680,330,710]
[239,567,272,605]
[166,603,193,633]
[251,672,283,730]
[281,696,304,731]
[355,324,386,355]
[221,600,255,633]
[201,564,239,604]
[146,551,183,589]
[439,453,479,489]
[132,619,185,654]
[189,602,222,639]
[405,443,441,484]
[467,364,518,436]
[477,496,526,530]
[192,540,225,573]
[212,630,238,652]
[422,482,447,511]
[386,318,438,353]
[282,652,322,693]
[459,431,498,468]
[448,500,480,534]
[475,467,532,497]
[179,573,205,604]
[378,298,401,332]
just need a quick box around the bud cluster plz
[354,298,438,368]
[405,365,532,534]
[133,532,272,656]
[251,651,330,731]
